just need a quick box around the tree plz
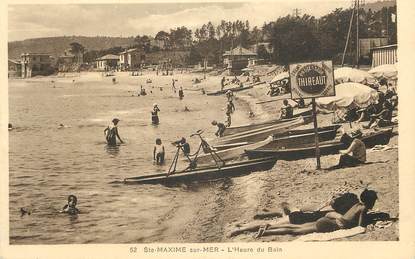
[207,21,216,40]
[155,31,170,50]
[257,44,270,61]
[170,26,192,49]
[270,15,320,64]
[69,42,85,63]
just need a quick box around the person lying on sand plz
[230,189,377,238]
[60,195,80,215]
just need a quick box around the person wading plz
[151,104,161,125]
[104,118,124,146]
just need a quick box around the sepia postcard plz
[1,0,414,258]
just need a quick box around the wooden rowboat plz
[215,125,340,151]
[213,116,308,146]
[122,157,277,185]
[195,136,273,165]
[223,108,312,136]
[206,85,254,96]
[245,128,393,161]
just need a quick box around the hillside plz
[363,0,396,12]
[8,36,135,59]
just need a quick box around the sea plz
[8,72,261,244]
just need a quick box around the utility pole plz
[356,0,360,68]
[293,8,301,17]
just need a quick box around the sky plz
[8,1,360,42]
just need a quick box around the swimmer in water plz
[151,104,160,125]
[153,138,165,165]
[58,123,69,129]
[8,123,13,131]
[60,195,80,215]
[104,118,124,145]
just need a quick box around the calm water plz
[9,73,253,244]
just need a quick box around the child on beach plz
[153,138,165,165]
[60,195,80,215]
[229,189,377,238]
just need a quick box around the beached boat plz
[245,128,393,161]
[195,136,273,165]
[213,116,308,146]
[122,157,277,185]
[206,85,254,96]
[223,108,313,136]
[214,125,340,151]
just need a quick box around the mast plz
[342,4,355,66]
[356,0,360,68]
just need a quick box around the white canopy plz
[317,82,378,111]
[368,63,398,80]
[334,67,375,84]
[270,72,289,84]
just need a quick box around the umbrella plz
[270,72,289,84]
[316,82,379,111]
[334,67,375,84]
[368,63,398,80]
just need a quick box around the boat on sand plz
[245,128,393,161]
[122,157,277,185]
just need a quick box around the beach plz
[8,70,398,244]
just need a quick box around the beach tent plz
[368,63,398,80]
[317,82,378,111]
[270,72,289,84]
[334,67,375,84]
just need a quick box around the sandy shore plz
[177,76,399,242]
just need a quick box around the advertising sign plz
[289,60,335,99]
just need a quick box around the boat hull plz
[206,85,253,96]
[196,136,273,165]
[214,116,307,145]
[123,157,277,185]
[223,109,312,136]
[246,129,393,161]
[215,125,340,151]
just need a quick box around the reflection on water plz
[105,144,120,156]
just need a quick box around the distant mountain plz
[363,0,396,12]
[8,36,136,59]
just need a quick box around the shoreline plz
[8,71,398,243]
